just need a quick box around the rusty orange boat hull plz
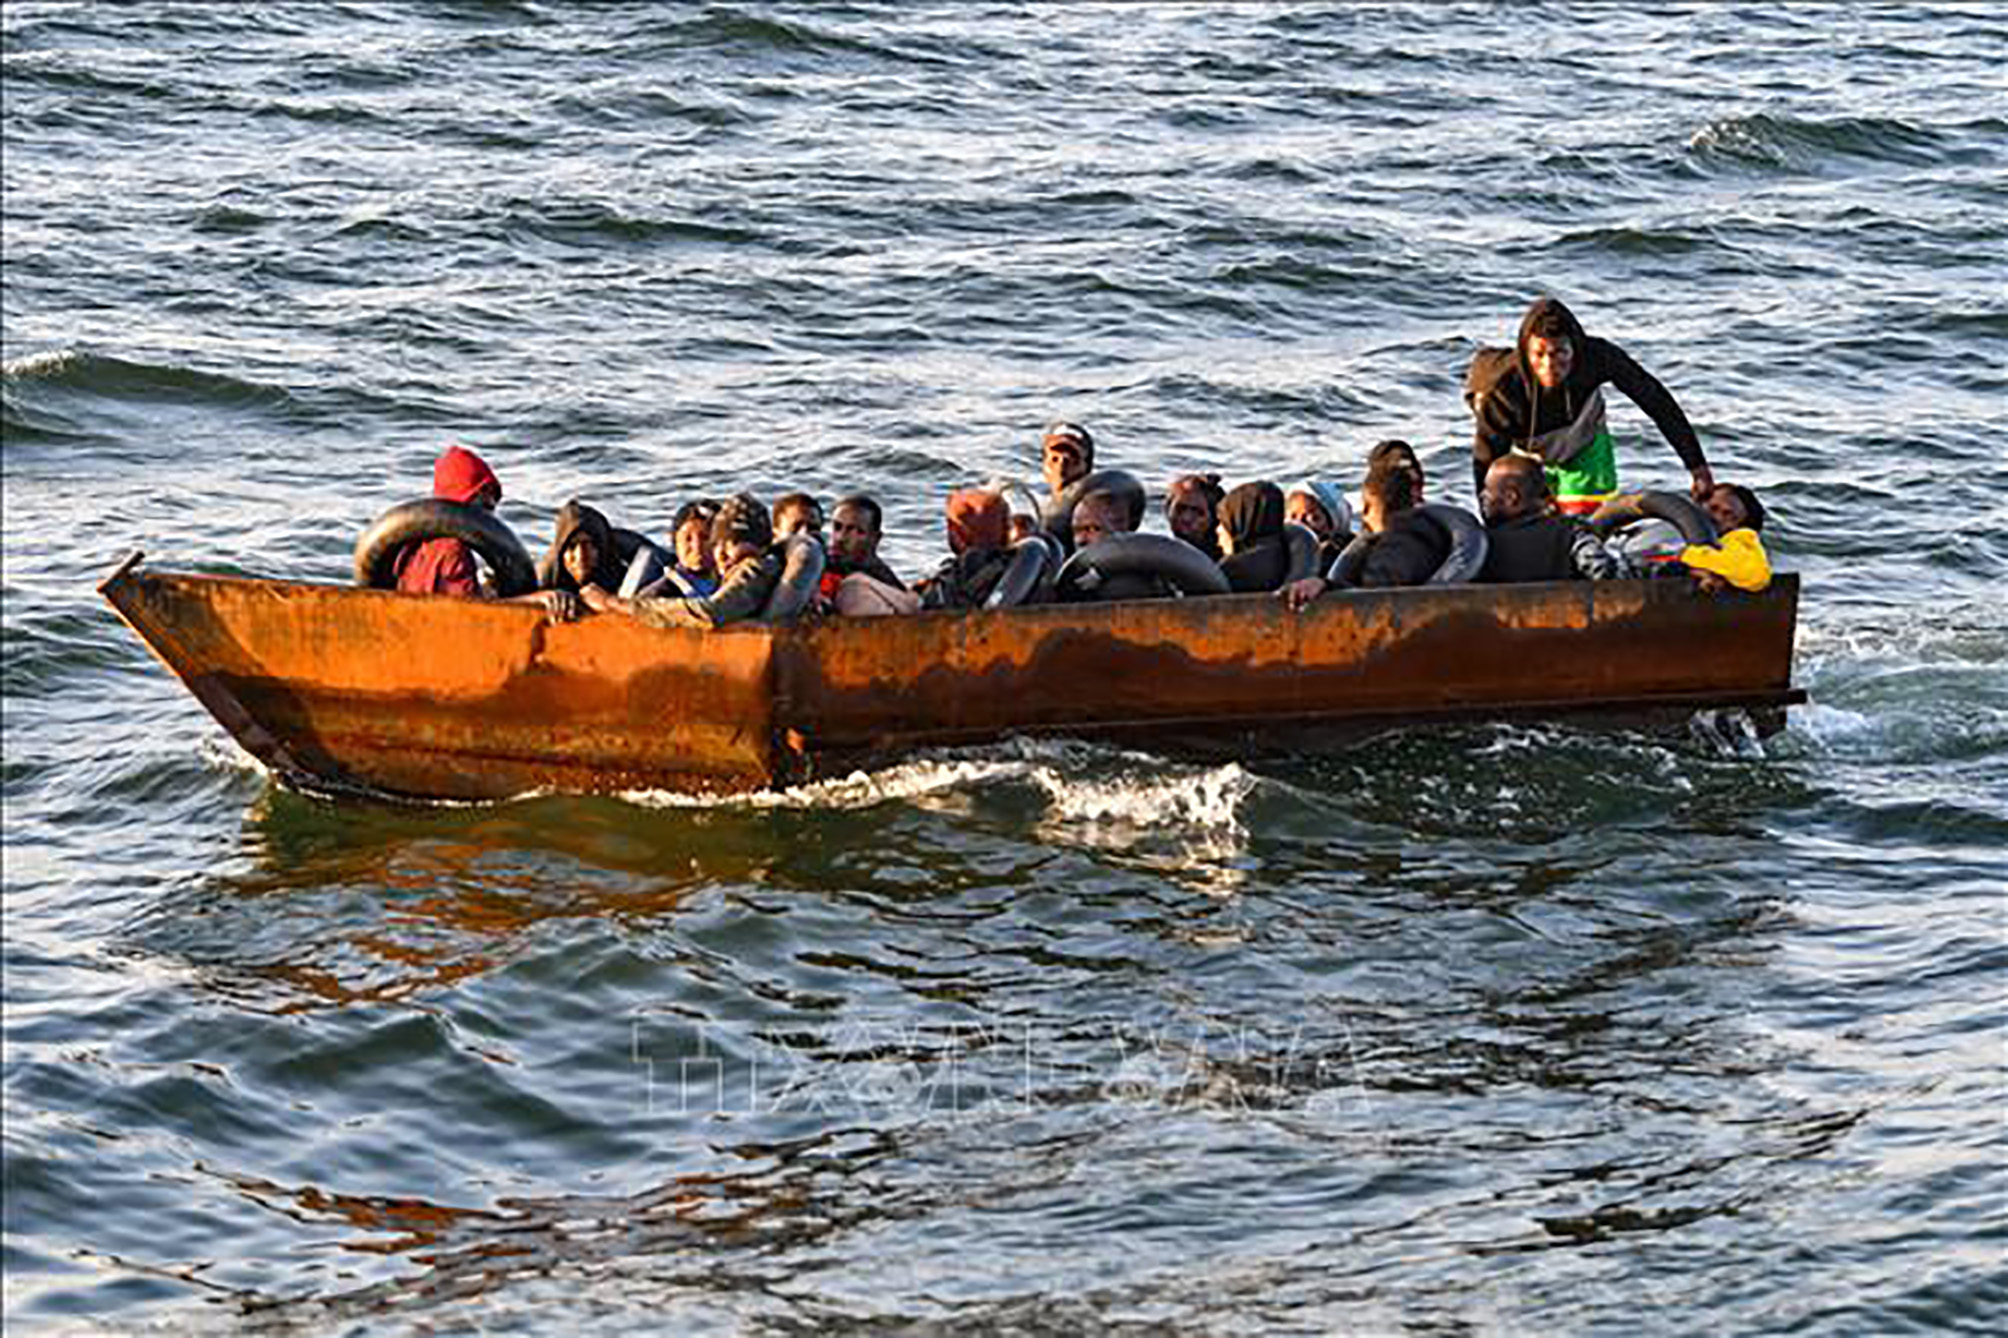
[101,554,1803,802]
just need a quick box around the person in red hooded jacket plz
[392,445,579,618]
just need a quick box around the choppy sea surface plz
[4,3,2005,1333]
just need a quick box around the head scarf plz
[945,488,1009,553]
[1218,481,1286,549]
[433,445,500,505]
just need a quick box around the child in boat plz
[585,494,783,629]
[661,500,721,596]
[1285,478,1354,574]
[1682,484,1772,593]
[918,489,1014,610]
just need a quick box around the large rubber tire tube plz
[353,499,538,596]
[985,535,1061,610]
[1040,469,1148,549]
[1324,505,1490,587]
[1055,532,1232,599]
[760,534,826,624]
[1586,490,1720,547]
[1420,503,1489,585]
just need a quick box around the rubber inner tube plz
[1055,532,1232,599]
[1324,505,1489,587]
[1419,503,1489,584]
[1586,490,1720,547]
[984,535,1060,610]
[1282,522,1322,583]
[353,498,537,596]
[759,534,826,624]
[1040,469,1147,550]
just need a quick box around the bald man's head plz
[1481,455,1549,524]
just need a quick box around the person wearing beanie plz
[584,492,785,629]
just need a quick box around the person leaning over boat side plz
[583,493,782,629]
[1476,456,1626,583]
[1286,478,1355,573]
[1216,481,1292,594]
[917,488,1014,610]
[542,500,629,597]
[1467,295,1713,516]
[1281,459,1451,610]
[772,492,824,543]
[392,445,582,619]
[1681,483,1772,593]
[1165,472,1226,561]
[1041,421,1095,502]
[825,494,920,617]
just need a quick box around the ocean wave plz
[0,349,299,413]
[1686,111,1958,173]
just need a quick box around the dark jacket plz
[1466,296,1705,494]
[823,551,906,598]
[1349,509,1451,589]
[919,547,1012,611]
[1481,510,1627,583]
[634,547,784,630]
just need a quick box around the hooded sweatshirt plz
[1217,481,1290,594]
[541,500,627,595]
[1466,297,1706,505]
[393,445,501,596]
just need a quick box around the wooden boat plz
[100,552,1804,802]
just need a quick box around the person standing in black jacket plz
[1466,296,1714,516]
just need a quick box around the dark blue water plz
[5,3,2005,1332]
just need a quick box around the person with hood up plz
[1215,481,1291,594]
[541,500,628,598]
[1466,296,1713,516]
[392,444,580,618]
[584,493,783,630]
[1285,478,1355,573]
[918,489,1015,611]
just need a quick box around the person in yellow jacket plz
[1682,483,1771,593]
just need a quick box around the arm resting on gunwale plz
[630,550,785,629]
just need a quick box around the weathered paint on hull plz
[102,556,1802,802]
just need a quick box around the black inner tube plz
[353,498,538,596]
[1418,503,1488,585]
[1282,522,1322,583]
[985,535,1059,609]
[1040,469,1147,551]
[1055,532,1232,599]
[1586,490,1720,547]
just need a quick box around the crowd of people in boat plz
[384,297,1773,628]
